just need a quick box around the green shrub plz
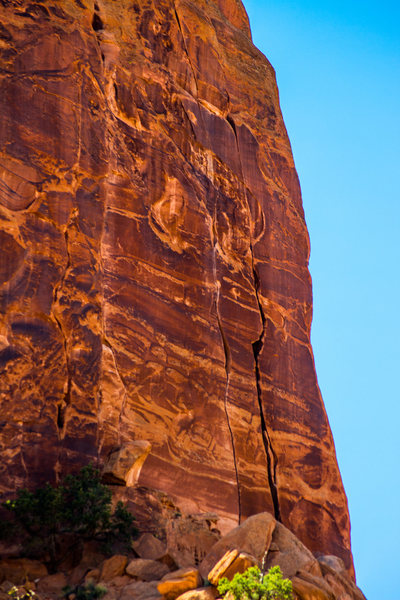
[1,465,138,571]
[62,581,107,600]
[217,565,293,600]
[7,586,37,600]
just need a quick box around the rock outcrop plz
[0,0,353,576]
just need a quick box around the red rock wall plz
[0,0,353,575]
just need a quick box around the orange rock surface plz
[0,0,353,575]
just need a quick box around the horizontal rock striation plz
[0,0,353,576]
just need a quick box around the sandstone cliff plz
[0,0,353,576]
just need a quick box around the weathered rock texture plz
[0,0,353,576]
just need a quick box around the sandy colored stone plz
[36,573,67,594]
[158,568,203,600]
[294,572,335,599]
[176,587,218,600]
[200,513,274,578]
[292,576,335,600]
[0,559,47,584]
[100,555,128,582]
[207,549,256,585]
[133,533,167,561]
[84,569,100,583]
[126,558,169,581]
[0,0,354,577]
[102,442,151,486]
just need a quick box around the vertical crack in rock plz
[174,0,242,519]
[173,3,199,96]
[251,264,281,522]
[226,113,282,521]
[212,220,242,521]
[51,219,73,445]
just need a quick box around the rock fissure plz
[251,264,281,522]
[173,3,199,97]
[212,222,241,521]
[226,112,281,521]
[52,222,73,442]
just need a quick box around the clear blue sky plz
[242,1,400,598]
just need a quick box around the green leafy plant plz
[7,586,37,600]
[1,465,138,571]
[217,565,293,600]
[62,581,107,600]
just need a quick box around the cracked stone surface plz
[0,0,353,576]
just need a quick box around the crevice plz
[52,221,73,441]
[173,4,199,96]
[252,263,281,522]
[91,11,103,32]
[212,221,241,522]
[227,111,282,521]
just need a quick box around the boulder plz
[264,521,320,578]
[84,568,100,583]
[166,513,221,568]
[100,555,128,581]
[319,562,366,600]
[126,558,170,581]
[133,533,167,561]
[158,567,203,600]
[36,573,67,595]
[120,580,161,600]
[176,588,218,600]
[292,576,335,600]
[199,513,275,578]
[107,575,132,588]
[0,559,47,584]
[295,570,335,597]
[318,555,346,575]
[102,442,151,486]
[207,549,257,585]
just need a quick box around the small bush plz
[217,565,293,600]
[1,464,138,571]
[7,586,37,600]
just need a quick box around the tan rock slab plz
[208,549,257,585]
[126,558,170,581]
[158,567,203,600]
[0,559,48,584]
[200,513,275,578]
[102,442,151,486]
[176,587,218,600]
[100,555,128,581]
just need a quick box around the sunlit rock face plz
[0,0,353,576]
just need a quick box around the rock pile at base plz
[0,512,365,600]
